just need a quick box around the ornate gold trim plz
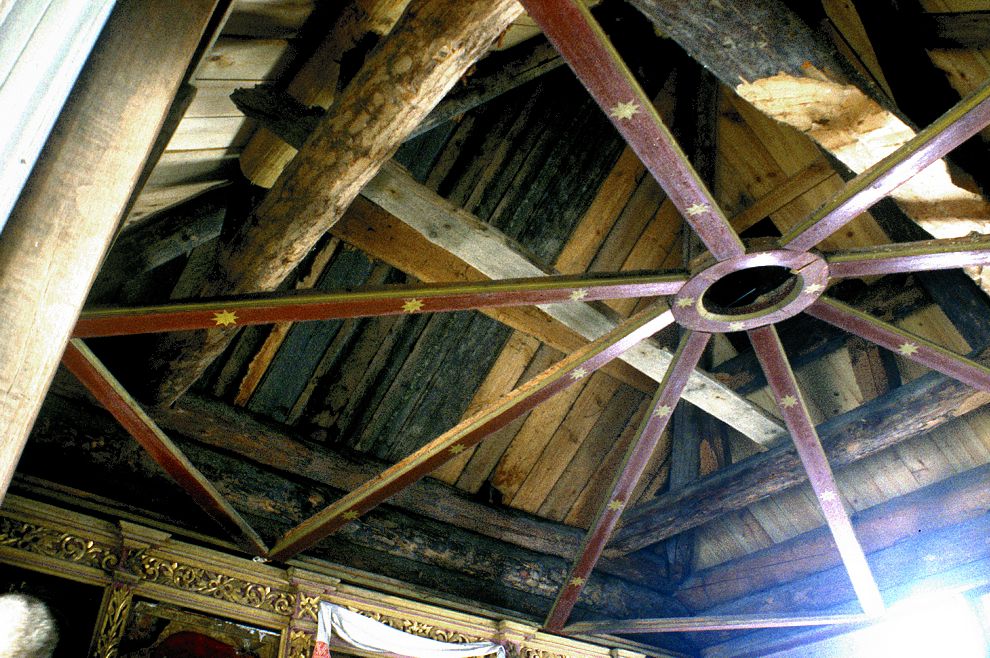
[93,585,133,658]
[0,517,118,571]
[288,629,315,658]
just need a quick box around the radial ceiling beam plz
[564,613,872,635]
[268,303,675,561]
[826,235,990,278]
[747,325,884,616]
[73,271,687,337]
[780,80,990,252]
[61,340,268,556]
[544,330,711,631]
[147,0,524,406]
[520,0,744,261]
[0,0,219,503]
[807,297,990,392]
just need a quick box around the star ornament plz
[686,203,710,216]
[804,283,825,295]
[570,367,588,381]
[819,490,839,503]
[676,296,695,308]
[402,298,425,313]
[780,394,799,409]
[609,100,639,121]
[569,576,586,587]
[341,510,360,521]
[898,342,920,356]
[729,321,745,332]
[607,499,625,512]
[448,444,466,455]
[213,310,238,327]
[569,288,588,301]
[652,404,672,418]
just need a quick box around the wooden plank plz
[196,36,294,81]
[148,0,525,405]
[0,0,219,502]
[362,162,786,446]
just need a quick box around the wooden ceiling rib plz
[9,0,990,655]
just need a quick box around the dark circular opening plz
[702,265,797,316]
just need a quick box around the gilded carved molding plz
[0,517,119,572]
[288,629,316,658]
[93,585,134,658]
[345,606,482,644]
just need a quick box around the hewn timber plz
[916,10,990,49]
[148,0,524,405]
[608,346,990,556]
[22,393,691,630]
[699,513,990,656]
[629,0,990,293]
[360,162,785,446]
[677,461,990,611]
[0,0,219,501]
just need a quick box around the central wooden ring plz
[671,249,829,332]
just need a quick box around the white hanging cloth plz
[313,602,506,658]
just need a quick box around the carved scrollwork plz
[94,585,133,658]
[345,607,480,644]
[0,518,118,571]
[299,593,321,622]
[288,629,315,658]
[131,555,295,615]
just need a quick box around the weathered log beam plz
[698,505,990,656]
[22,393,691,631]
[148,0,524,405]
[608,346,990,556]
[0,0,220,501]
[629,0,990,292]
[147,392,662,585]
[677,461,990,612]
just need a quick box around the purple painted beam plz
[807,297,990,391]
[267,304,676,561]
[563,613,873,635]
[62,340,269,557]
[826,235,990,278]
[72,271,688,337]
[781,79,990,252]
[520,0,745,261]
[544,330,711,631]
[747,325,885,616]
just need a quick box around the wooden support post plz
[0,0,219,502]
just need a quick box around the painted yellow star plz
[341,510,359,521]
[609,100,639,121]
[402,298,425,313]
[569,576,586,587]
[804,283,824,295]
[898,342,919,356]
[569,288,588,301]
[449,444,466,455]
[729,321,745,331]
[652,404,672,418]
[213,310,238,327]
[686,203,710,216]
[780,394,798,409]
[819,490,839,503]
[570,367,588,380]
[676,296,694,308]
[607,499,625,511]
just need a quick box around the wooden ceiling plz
[6,0,990,656]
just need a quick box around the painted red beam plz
[544,330,711,631]
[562,613,873,635]
[72,270,687,338]
[61,339,268,556]
[807,297,990,391]
[747,325,885,617]
[520,0,745,261]
[826,235,990,278]
[781,78,990,252]
[267,304,676,561]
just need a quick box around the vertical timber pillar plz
[0,0,220,501]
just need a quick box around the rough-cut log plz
[148,0,524,405]
[699,513,990,656]
[22,393,690,628]
[147,392,659,584]
[629,0,990,293]
[0,0,219,501]
[608,346,990,556]
[677,461,990,612]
